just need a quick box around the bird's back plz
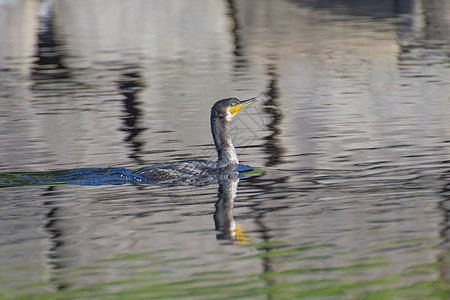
[133,160,219,185]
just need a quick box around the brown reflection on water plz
[116,66,147,165]
[226,0,250,80]
[262,64,284,167]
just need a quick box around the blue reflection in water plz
[0,164,254,188]
[0,168,144,187]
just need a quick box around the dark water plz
[1,0,450,299]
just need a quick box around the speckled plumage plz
[134,160,218,181]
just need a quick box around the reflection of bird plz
[133,96,259,184]
[214,172,250,244]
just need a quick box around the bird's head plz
[211,96,258,122]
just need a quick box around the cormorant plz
[133,95,260,184]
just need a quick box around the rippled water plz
[1,0,449,299]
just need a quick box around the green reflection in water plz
[0,241,448,300]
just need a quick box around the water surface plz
[0,0,449,299]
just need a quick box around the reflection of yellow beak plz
[234,223,250,244]
[229,97,258,115]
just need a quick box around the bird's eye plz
[230,103,235,107]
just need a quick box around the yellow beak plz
[229,96,258,115]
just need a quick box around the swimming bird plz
[133,95,260,185]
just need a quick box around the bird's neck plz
[211,116,239,169]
